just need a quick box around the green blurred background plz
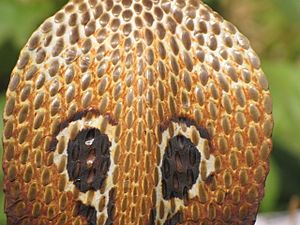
[0,0,300,223]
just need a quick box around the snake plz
[2,0,274,224]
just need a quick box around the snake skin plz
[2,0,273,224]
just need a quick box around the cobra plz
[2,0,273,224]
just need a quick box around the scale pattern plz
[2,0,273,224]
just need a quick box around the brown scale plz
[2,0,273,225]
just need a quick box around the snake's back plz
[2,0,273,224]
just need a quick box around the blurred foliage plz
[0,0,300,223]
[260,158,280,212]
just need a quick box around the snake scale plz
[2,0,273,224]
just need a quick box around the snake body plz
[2,0,273,224]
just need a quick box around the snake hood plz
[2,0,273,224]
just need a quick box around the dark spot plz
[67,128,111,192]
[105,188,116,225]
[148,208,156,225]
[75,201,97,225]
[161,135,201,200]
[163,211,183,225]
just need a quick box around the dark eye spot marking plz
[75,201,97,225]
[161,135,201,200]
[67,128,111,192]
